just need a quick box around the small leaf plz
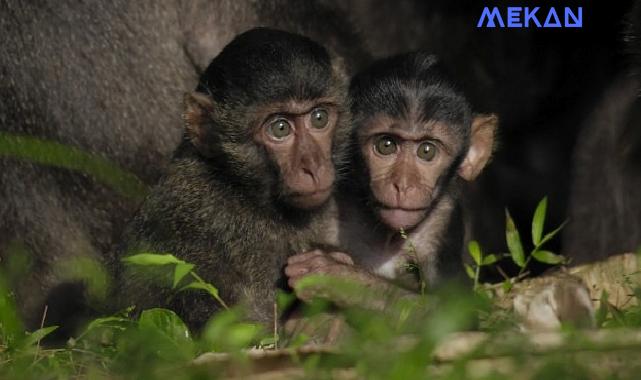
[538,220,568,247]
[123,253,184,266]
[505,210,525,267]
[180,281,227,308]
[481,254,499,266]
[180,281,220,299]
[531,250,566,265]
[531,197,547,246]
[173,263,195,288]
[464,264,476,279]
[501,280,513,292]
[468,241,482,265]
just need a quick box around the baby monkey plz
[286,52,497,302]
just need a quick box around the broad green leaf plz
[531,250,566,265]
[538,220,568,247]
[123,253,184,266]
[531,197,547,246]
[202,309,263,352]
[139,308,191,341]
[481,254,499,266]
[464,264,476,279]
[505,210,525,267]
[18,326,58,349]
[173,263,195,288]
[137,308,194,361]
[468,241,482,265]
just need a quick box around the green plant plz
[466,197,567,291]
[122,253,228,309]
[400,228,427,295]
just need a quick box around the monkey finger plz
[284,264,309,278]
[328,251,354,265]
[288,250,325,264]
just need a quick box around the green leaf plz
[139,308,191,341]
[464,264,476,279]
[481,254,499,266]
[531,197,547,246]
[538,220,568,247]
[531,250,566,265]
[505,210,525,268]
[83,316,132,333]
[202,310,263,352]
[180,281,219,298]
[501,280,513,292]
[0,132,147,201]
[173,263,195,288]
[123,253,184,266]
[18,326,58,349]
[467,241,482,265]
[137,308,194,361]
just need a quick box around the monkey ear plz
[458,114,499,181]
[182,92,215,149]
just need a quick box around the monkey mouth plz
[288,186,333,209]
[378,207,428,231]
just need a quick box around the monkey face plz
[255,100,341,209]
[358,116,464,230]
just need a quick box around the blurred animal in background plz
[563,2,641,263]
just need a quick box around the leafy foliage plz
[466,197,567,291]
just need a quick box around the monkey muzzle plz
[378,207,428,231]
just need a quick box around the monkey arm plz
[285,250,419,311]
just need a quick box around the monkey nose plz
[302,167,318,186]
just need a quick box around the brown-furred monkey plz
[116,28,350,330]
[286,52,497,306]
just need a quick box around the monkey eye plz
[266,119,292,140]
[374,135,397,155]
[417,141,437,161]
[310,108,329,129]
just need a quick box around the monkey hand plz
[285,249,373,304]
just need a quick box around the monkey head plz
[182,28,349,210]
[349,52,497,231]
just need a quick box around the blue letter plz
[507,7,522,27]
[477,7,505,28]
[544,8,562,28]
[523,7,541,27]
[565,7,583,28]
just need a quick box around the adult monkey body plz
[564,3,641,263]
[117,28,349,328]
[286,53,498,302]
